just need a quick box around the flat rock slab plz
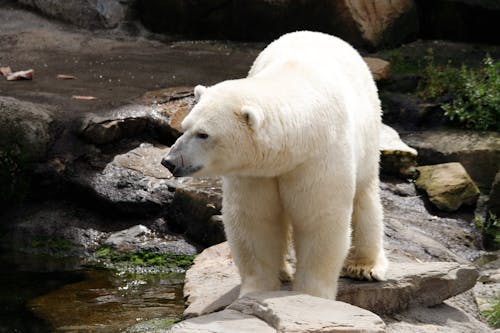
[171,292,385,333]
[184,242,478,318]
[170,309,275,333]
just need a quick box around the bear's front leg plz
[222,176,288,297]
[292,208,351,299]
[279,163,353,299]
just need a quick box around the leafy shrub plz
[418,50,500,131]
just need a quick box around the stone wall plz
[16,0,500,49]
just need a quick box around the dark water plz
[0,253,83,333]
[0,252,185,333]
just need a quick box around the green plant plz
[442,56,500,131]
[95,247,196,270]
[418,51,500,131]
[475,212,500,250]
[31,237,75,252]
[483,296,500,329]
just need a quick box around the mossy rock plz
[416,162,480,212]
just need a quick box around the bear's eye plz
[196,132,209,140]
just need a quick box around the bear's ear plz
[194,85,207,102]
[241,105,264,130]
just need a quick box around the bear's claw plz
[342,260,388,281]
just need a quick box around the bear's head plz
[161,82,275,177]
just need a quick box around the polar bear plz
[162,31,388,299]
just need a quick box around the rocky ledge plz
[182,242,479,319]
[171,292,386,333]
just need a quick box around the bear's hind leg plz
[222,176,288,297]
[343,180,388,281]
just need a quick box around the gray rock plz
[80,88,195,145]
[381,181,481,263]
[230,292,385,333]
[18,0,130,29]
[173,292,385,333]
[1,203,108,257]
[183,242,478,318]
[0,96,53,161]
[380,124,417,177]
[80,105,152,145]
[170,309,275,333]
[78,143,224,247]
[105,224,150,249]
[379,92,449,130]
[385,302,493,333]
[416,163,480,212]
[401,129,500,191]
[104,224,197,255]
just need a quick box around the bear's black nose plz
[161,158,176,173]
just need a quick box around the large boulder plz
[0,96,54,206]
[415,162,480,212]
[172,292,386,333]
[80,87,195,146]
[138,0,418,49]
[401,129,500,192]
[183,242,478,318]
[332,0,418,49]
[17,0,131,29]
[74,143,224,247]
[0,96,53,162]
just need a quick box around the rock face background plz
[16,0,500,48]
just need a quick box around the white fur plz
[168,31,388,299]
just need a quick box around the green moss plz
[31,237,75,252]
[483,296,500,329]
[95,247,195,270]
[379,48,423,75]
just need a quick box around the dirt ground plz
[0,2,262,121]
